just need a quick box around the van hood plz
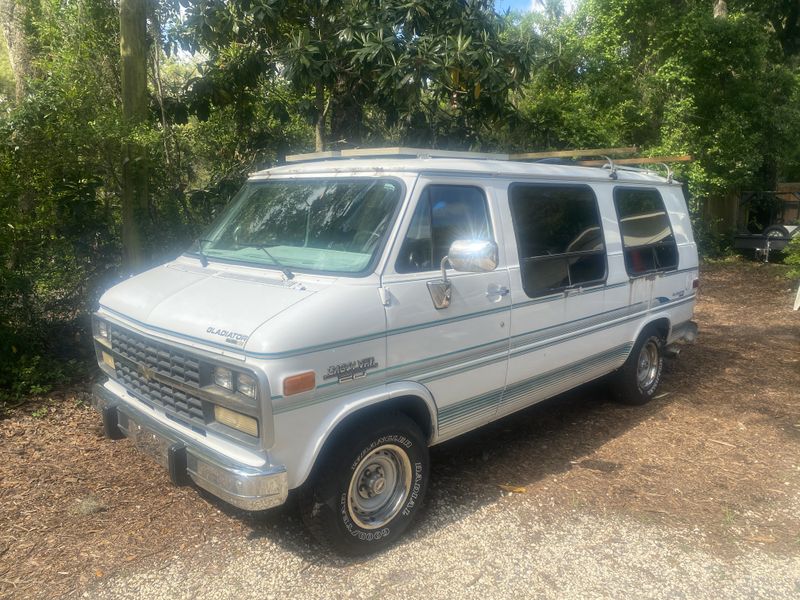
[99,260,316,352]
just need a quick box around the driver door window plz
[396,185,492,274]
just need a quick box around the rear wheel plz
[299,413,429,555]
[613,328,665,405]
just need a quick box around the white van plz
[91,149,698,554]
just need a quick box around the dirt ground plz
[1,259,799,599]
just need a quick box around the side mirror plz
[447,239,499,274]
[426,240,499,310]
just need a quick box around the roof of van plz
[249,157,677,185]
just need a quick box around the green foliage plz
[785,235,800,279]
[0,0,310,403]
[0,353,82,411]
[0,30,13,98]
[181,0,534,147]
[690,215,734,259]
[2,0,800,405]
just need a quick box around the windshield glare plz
[196,178,403,275]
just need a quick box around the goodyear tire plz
[299,413,429,556]
[613,328,665,405]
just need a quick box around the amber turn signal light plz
[283,371,316,396]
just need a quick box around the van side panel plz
[602,183,697,351]
[495,180,626,420]
[380,177,512,443]
[494,180,698,422]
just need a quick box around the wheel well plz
[645,317,670,341]
[342,395,434,441]
[302,395,435,488]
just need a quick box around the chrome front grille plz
[109,326,201,385]
[108,325,206,430]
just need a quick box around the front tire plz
[613,329,665,405]
[299,413,429,556]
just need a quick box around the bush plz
[691,215,734,259]
[785,235,800,280]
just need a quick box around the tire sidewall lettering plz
[349,434,413,473]
[339,434,424,544]
[339,492,391,541]
[402,462,424,517]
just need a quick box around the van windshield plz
[191,178,403,275]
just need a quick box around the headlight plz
[213,366,233,390]
[214,405,258,437]
[236,373,257,398]
[98,321,109,339]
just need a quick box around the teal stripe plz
[509,302,644,349]
[419,352,508,382]
[438,389,503,426]
[101,306,246,354]
[508,281,628,310]
[272,295,695,415]
[437,342,633,433]
[104,280,646,360]
[502,342,632,407]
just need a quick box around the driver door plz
[381,179,511,441]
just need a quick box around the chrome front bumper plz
[91,383,288,511]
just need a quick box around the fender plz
[629,311,673,357]
[288,380,438,489]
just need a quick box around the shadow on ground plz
[201,361,702,565]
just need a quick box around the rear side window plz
[396,185,492,273]
[614,188,678,275]
[509,184,607,297]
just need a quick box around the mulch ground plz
[1,259,799,599]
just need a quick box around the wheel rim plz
[347,444,412,530]
[636,340,660,391]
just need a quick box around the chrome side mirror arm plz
[427,256,453,310]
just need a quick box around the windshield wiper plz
[234,243,294,280]
[194,238,212,267]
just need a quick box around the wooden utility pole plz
[120,0,149,273]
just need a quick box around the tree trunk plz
[314,80,325,152]
[119,0,149,273]
[713,0,728,19]
[330,75,364,148]
[0,0,34,101]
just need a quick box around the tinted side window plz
[614,188,678,275]
[509,184,607,297]
[396,186,491,273]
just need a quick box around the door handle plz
[487,285,510,298]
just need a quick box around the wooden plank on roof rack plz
[285,147,510,163]
[510,147,637,160]
[340,147,510,160]
[285,150,342,162]
[578,155,692,167]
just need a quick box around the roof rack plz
[280,147,689,183]
[285,147,509,163]
[284,146,639,164]
[579,155,690,183]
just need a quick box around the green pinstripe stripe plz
[437,342,633,433]
[272,295,695,415]
[502,342,632,407]
[438,389,503,427]
[509,302,645,350]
